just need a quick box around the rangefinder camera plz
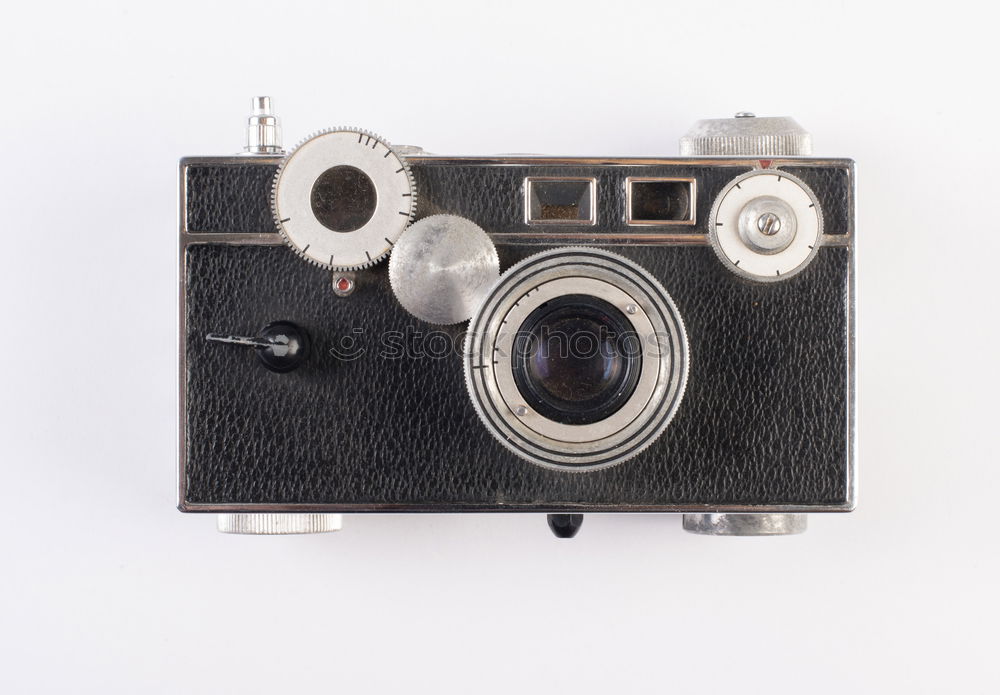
[178,98,856,538]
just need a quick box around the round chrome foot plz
[217,513,343,535]
[682,513,807,536]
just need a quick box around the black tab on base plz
[547,514,584,539]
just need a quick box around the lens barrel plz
[465,248,688,471]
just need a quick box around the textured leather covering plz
[184,162,279,234]
[782,166,853,235]
[181,158,853,510]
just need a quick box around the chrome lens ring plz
[465,248,689,471]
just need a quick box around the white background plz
[2,1,997,692]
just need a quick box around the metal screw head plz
[756,212,782,236]
[734,111,756,118]
[625,303,638,315]
[515,405,528,416]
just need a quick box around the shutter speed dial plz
[708,170,823,282]
[272,129,417,271]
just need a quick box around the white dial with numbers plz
[272,128,417,271]
[708,170,823,282]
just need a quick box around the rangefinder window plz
[525,177,596,225]
[626,178,696,225]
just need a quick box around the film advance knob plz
[679,112,812,156]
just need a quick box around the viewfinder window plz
[526,178,596,225]
[627,178,696,225]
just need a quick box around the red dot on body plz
[336,277,351,292]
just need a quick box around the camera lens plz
[310,165,377,233]
[466,248,688,470]
[512,295,642,426]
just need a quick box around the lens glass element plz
[512,295,641,426]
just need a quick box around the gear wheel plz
[271,127,417,271]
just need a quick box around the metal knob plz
[217,513,343,535]
[244,96,283,154]
[679,113,812,156]
[388,214,500,325]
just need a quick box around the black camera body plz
[178,101,855,537]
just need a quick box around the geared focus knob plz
[272,128,417,271]
[679,113,812,156]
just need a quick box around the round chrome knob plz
[389,214,500,324]
[679,113,812,156]
[708,170,822,281]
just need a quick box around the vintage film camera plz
[178,98,855,538]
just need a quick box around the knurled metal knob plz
[680,113,812,156]
[217,513,343,535]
